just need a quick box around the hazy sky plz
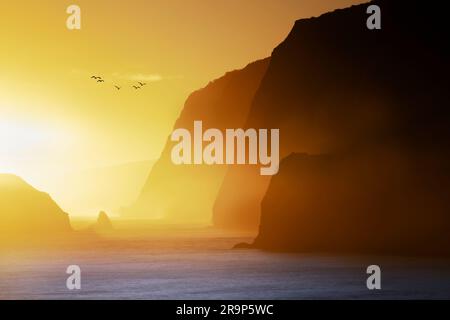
[0,0,365,213]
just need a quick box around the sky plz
[0,0,365,215]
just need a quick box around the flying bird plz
[91,76,102,80]
[133,85,140,89]
[115,86,121,90]
[138,82,147,86]
[97,79,105,83]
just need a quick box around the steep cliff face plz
[126,59,270,223]
[214,0,450,230]
[254,148,450,255]
[0,174,72,239]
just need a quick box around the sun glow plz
[0,0,366,218]
[0,118,74,177]
[0,120,55,154]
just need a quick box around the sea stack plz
[93,211,113,232]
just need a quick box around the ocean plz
[1,230,450,299]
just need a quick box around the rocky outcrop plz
[92,211,113,232]
[214,0,450,230]
[0,174,72,240]
[126,59,270,223]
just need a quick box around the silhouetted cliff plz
[254,148,450,255]
[0,174,72,241]
[214,0,450,230]
[126,59,269,223]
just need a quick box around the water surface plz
[1,230,449,299]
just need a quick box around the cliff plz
[254,148,450,255]
[0,174,72,241]
[125,59,270,223]
[214,0,450,230]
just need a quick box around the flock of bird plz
[90,76,147,91]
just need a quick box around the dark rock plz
[93,211,113,232]
[233,242,254,249]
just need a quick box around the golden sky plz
[0,0,365,215]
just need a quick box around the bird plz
[115,86,121,90]
[138,82,147,86]
[91,76,102,80]
[133,85,140,89]
[97,79,105,83]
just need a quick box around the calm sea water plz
[1,230,450,299]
